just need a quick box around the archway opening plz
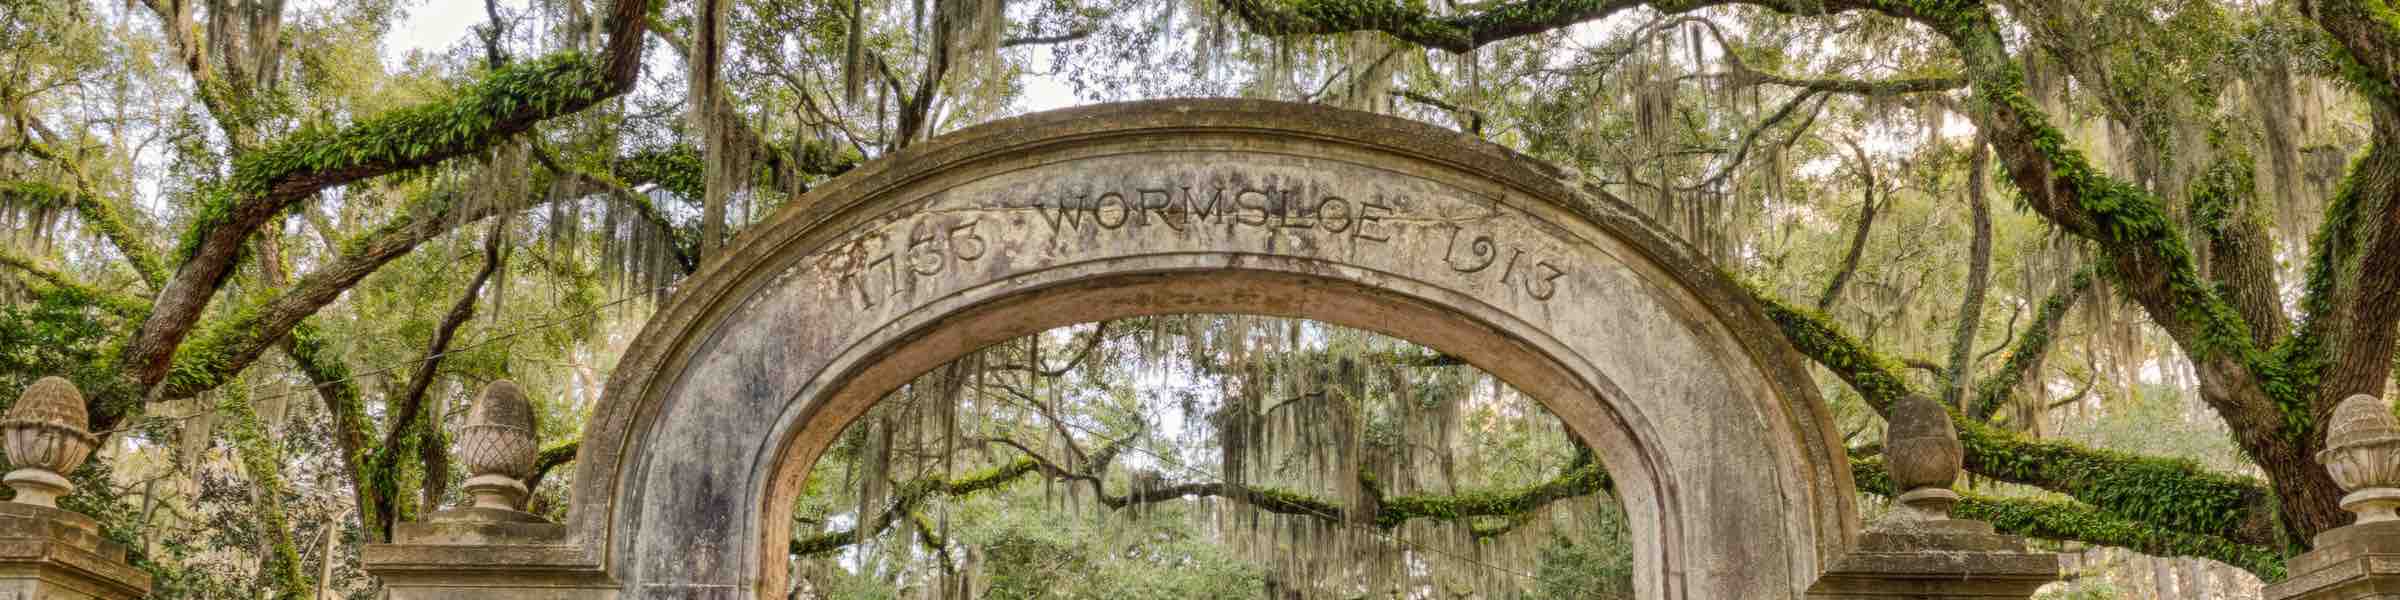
[782,315,1635,599]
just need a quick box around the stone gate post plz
[361,381,615,599]
[1806,395,2061,599]
[0,377,150,600]
[2265,394,2400,600]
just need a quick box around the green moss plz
[615,145,706,202]
[1747,279,2274,544]
[217,386,314,598]
[1936,4,2306,434]
[1,180,166,285]
[1852,459,2283,579]
[1377,463,1611,529]
[1753,288,1912,414]
[176,52,607,263]
[1955,416,2270,544]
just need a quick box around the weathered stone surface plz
[2266,520,2400,599]
[1807,395,2058,598]
[0,502,150,599]
[458,380,541,512]
[1806,521,2060,599]
[534,99,1858,599]
[2272,395,2400,600]
[2,377,98,508]
[2325,395,2400,524]
[365,520,616,600]
[1885,394,1964,521]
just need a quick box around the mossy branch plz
[124,49,642,392]
[1933,0,2351,538]
[2285,136,2400,420]
[526,440,580,496]
[536,144,698,274]
[281,321,384,542]
[1223,0,1912,53]
[1851,458,2283,579]
[0,250,149,321]
[1753,288,2275,546]
[780,436,1609,557]
[0,177,166,288]
[217,386,314,599]
[1968,267,2093,422]
[157,171,566,399]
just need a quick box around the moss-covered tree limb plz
[791,454,1049,556]
[1969,267,2093,422]
[0,250,149,320]
[279,321,383,541]
[2190,138,2289,350]
[123,53,610,390]
[1754,290,2276,546]
[1927,0,2350,541]
[2299,0,2400,109]
[1942,138,1993,409]
[534,143,700,274]
[526,440,580,496]
[1818,137,1880,312]
[777,434,1610,557]
[155,171,568,400]
[122,6,652,390]
[1850,458,2282,579]
[216,385,313,599]
[0,172,165,288]
[1227,0,1781,53]
[2287,132,2400,415]
[362,221,505,536]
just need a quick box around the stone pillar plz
[2265,394,2400,600]
[1809,395,2061,599]
[362,381,615,599]
[0,377,151,599]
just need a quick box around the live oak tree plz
[1201,0,2400,582]
[2,0,2393,595]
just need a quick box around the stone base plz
[0,502,150,599]
[2266,520,2400,600]
[1807,518,2061,599]
[363,512,617,600]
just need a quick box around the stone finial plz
[2320,394,2400,524]
[1885,394,1963,520]
[1,377,99,508]
[457,381,538,512]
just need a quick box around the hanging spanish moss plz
[784,316,1632,599]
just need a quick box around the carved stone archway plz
[553,99,1857,599]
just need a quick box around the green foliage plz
[216,387,314,599]
[616,146,707,202]
[1528,530,1635,599]
[1852,458,2283,579]
[177,52,607,262]
[0,289,138,420]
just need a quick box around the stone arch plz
[564,99,1859,599]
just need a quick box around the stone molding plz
[0,502,150,599]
